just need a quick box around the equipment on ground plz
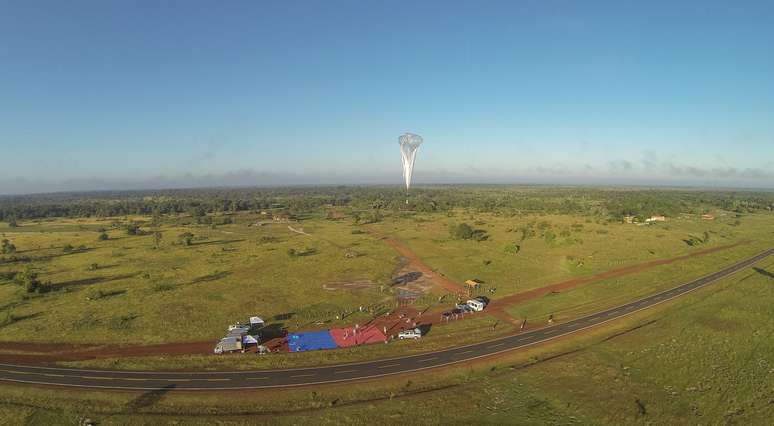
[214,336,243,354]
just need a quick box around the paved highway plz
[1,248,771,391]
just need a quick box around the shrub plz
[450,223,488,241]
[258,236,278,244]
[108,313,138,330]
[126,223,140,235]
[152,282,176,292]
[1,239,16,255]
[179,232,194,246]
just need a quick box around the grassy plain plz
[1,258,773,425]
[1,207,772,360]
[368,210,772,299]
[0,213,396,344]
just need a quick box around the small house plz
[645,215,666,223]
[465,279,482,289]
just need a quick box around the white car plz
[398,328,423,340]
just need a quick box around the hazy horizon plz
[2,1,773,195]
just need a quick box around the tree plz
[451,223,474,240]
[7,217,17,228]
[62,244,74,253]
[15,265,40,293]
[450,223,488,241]
[98,231,109,241]
[126,223,140,235]
[179,232,194,246]
[153,231,163,249]
[1,239,16,255]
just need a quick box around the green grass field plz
[368,210,773,299]
[1,257,772,425]
[0,213,397,344]
[1,208,772,358]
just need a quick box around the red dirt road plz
[0,341,214,365]
[362,225,463,295]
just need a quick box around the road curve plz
[1,248,771,391]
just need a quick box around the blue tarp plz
[287,330,338,352]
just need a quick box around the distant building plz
[645,215,667,223]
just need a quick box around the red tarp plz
[329,324,387,347]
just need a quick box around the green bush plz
[152,282,176,292]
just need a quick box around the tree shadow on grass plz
[124,384,176,412]
[34,247,95,262]
[0,312,42,329]
[191,239,246,247]
[55,272,141,290]
[189,271,232,285]
[753,267,774,280]
[88,289,127,300]
[391,272,423,286]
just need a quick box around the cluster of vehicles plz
[401,297,490,341]
[443,296,489,318]
[214,316,265,354]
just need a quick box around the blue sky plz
[1,1,773,194]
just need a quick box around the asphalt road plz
[1,248,771,391]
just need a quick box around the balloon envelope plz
[399,133,423,191]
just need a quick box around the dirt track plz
[0,341,214,365]
[362,225,464,295]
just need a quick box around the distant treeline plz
[0,186,772,222]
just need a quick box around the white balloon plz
[398,133,423,191]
